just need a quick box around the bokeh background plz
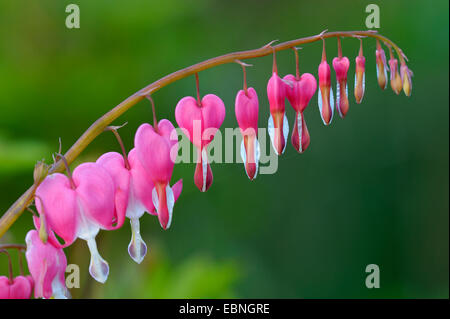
[0,0,448,298]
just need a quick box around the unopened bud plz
[33,161,49,185]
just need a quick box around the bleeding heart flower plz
[332,37,350,118]
[267,51,288,155]
[135,119,183,229]
[0,276,33,299]
[400,61,413,97]
[175,91,225,191]
[354,39,366,104]
[235,85,260,180]
[375,40,389,90]
[35,161,116,283]
[284,49,317,153]
[25,230,69,299]
[318,39,335,125]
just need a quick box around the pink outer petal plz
[175,96,203,148]
[35,173,78,247]
[0,276,11,298]
[128,148,155,215]
[72,162,116,229]
[235,87,259,134]
[172,179,183,202]
[9,276,33,299]
[157,119,179,156]
[200,94,226,147]
[284,74,317,113]
[267,72,286,113]
[135,123,174,183]
[96,152,130,230]
[25,230,67,299]
[332,57,350,81]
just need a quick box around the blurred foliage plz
[0,0,448,298]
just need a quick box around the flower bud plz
[375,40,389,90]
[354,40,366,104]
[33,161,49,185]
[389,58,403,95]
[400,61,413,97]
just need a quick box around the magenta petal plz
[35,173,78,247]
[175,96,203,148]
[135,123,175,183]
[172,179,183,202]
[128,148,155,216]
[9,276,33,299]
[73,162,116,229]
[96,152,130,230]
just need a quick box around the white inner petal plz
[282,114,289,154]
[201,149,208,192]
[86,237,109,284]
[336,83,342,118]
[254,137,260,179]
[128,218,147,264]
[126,179,147,220]
[297,112,303,153]
[239,137,261,179]
[267,114,289,155]
[152,185,175,229]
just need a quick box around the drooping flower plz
[388,47,403,95]
[0,276,33,299]
[25,230,69,299]
[375,40,389,90]
[354,38,366,104]
[135,119,183,230]
[283,48,317,153]
[332,37,350,118]
[318,39,335,125]
[267,49,289,155]
[0,250,33,299]
[400,60,413,97]
[35,161,116,283]
[175,77,225,191]
[235,61,260,180]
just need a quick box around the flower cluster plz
[1,34,412,299]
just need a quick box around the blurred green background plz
[0,0,448,298]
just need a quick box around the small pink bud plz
[375,40,389,90]
[389,58,403,95]
[318,40,335,125]
[354,40,366,104]
[267,72,288,155]
[400,61,413,97]
[332,37,350,118]
[235,87,260,180]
